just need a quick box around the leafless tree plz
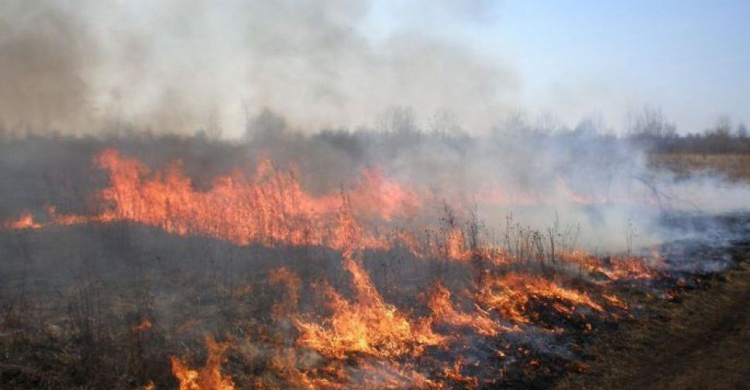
[429,108,463,137]
[627,105,676,138]
[377,105,419,135]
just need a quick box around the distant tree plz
[492,109,530,137]
[627,105,676,138]
[737,122,748,139]
[197,111,222,140]
[429,109,463,137]
[574,112,608,135]
[532,111,560,136]
[377,105,418,135]
[244,108,287,141]
[701,115,734,153]
[712,115,732,137]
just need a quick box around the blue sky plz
[367,0,750,133]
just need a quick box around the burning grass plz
[0,146,745,389]
[556,243,750,390]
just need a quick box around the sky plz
[505,1,750,133]
[1,0,748,136]
[369,0,750,133]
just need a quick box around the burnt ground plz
[555,240,750,390]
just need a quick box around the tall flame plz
[170,336,235,390]
[295,250,443,359]
[0,148,662,388]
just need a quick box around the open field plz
[649,153,750,184]
[2,1,750,388]
[556,240,750,390]
[0,136,748,389]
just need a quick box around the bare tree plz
[244,108,287,141]
[627,105,676,138]
[713,115,732,136]
[533,111,560,136]
[377,105,418,134]
[429,108,463,137]
[492,109,529,138]
[575,113,608,135]
[199,111,222,140]
[737,122,748,139]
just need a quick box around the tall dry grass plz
[649,153,750,184]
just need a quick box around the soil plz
[555,241,750,390]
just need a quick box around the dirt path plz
[556,245,750,390]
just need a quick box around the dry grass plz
[555,242,750,390]
[649,153,750,183]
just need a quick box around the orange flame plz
[295,251,443,359]
[170,336,235,390]
[1,149,661,388]
[477,273,603,324]
[133,318,152,331]
[424,281,503,337]
[2,211,42,230]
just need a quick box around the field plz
[0,135,748,389]
[649,153,750,183]
[553,154,750,390]
[2,1,748,388]
[557,240,750,390]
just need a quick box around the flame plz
[295,250,443,359]
[2,211,42,230]
[477,273,603,325]
[559,251,656,280]
[0,150,663,276]
[608,256,656,280]
[1,150,413,251]
[170,336,235,390]
[133,318,152,331]
[1,148,665,388]
[349,168,421,222]
[424,281,502,337]
[269,267,302,321]
[444,228,469,261]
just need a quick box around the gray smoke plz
[0,0,96,132]
[0,0,516,136]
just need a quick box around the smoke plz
[0,0,516,136]
[1,1,748,255]
[236,121,750,253]
[0,0,97,132]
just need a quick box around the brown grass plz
[555,243,750,390]
[649,153,750,183]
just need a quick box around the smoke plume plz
[0,0,516,136]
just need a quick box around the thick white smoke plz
[0,0,516,136]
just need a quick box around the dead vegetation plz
[556,241,750,390]
[0,135,747,389]
[649,153,750,184]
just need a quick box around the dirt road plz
[556,244,750,390]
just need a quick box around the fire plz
[94,150,346,247]
[559,251,657,280]
[444,227,469,261]
[424,281,503,337]
[477,273,603,325]
[269,267,301,321]
[0,149,664,276]
[0,148,666,388]
[0,150,414,251]
[170,336,235,390]
[608,256,657,280]
[133,318,152,331]
[295,250,443,359]
[2,211,42,230]
[349,167,422,222]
